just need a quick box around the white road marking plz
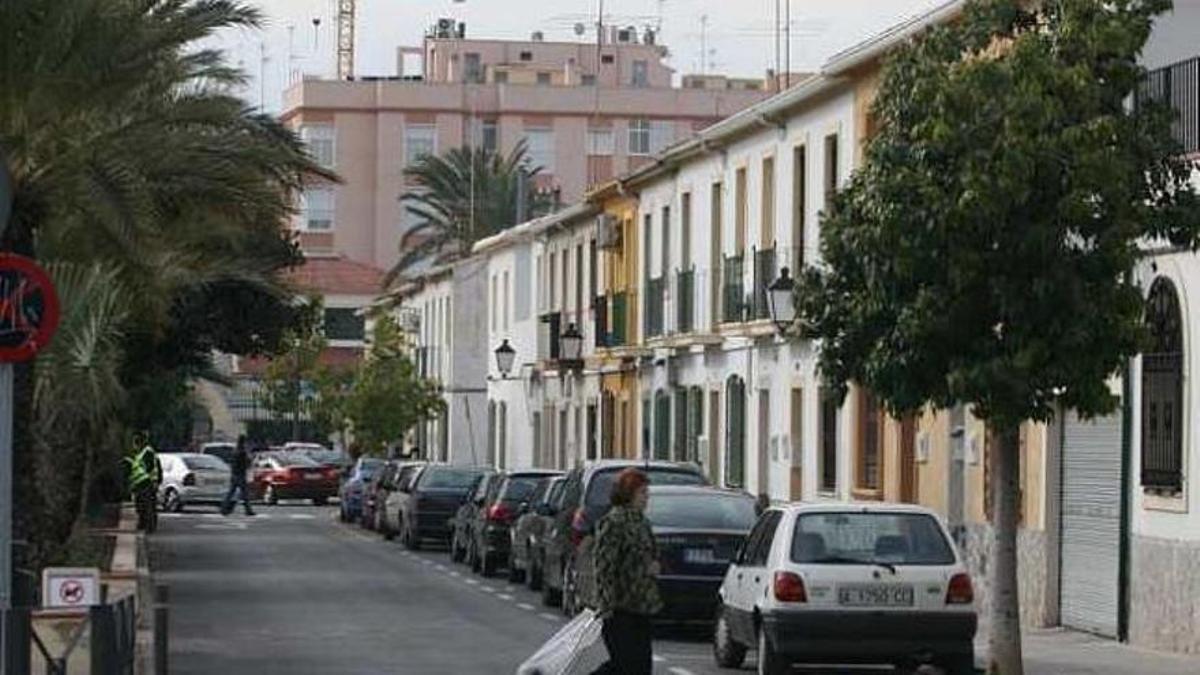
[449,571,461,578]
[421,559,432,565]
[668,668,697,675]
[517,603,535,611]
[466,579,480,586]
[481,586,496,594]
[498,594,514,601]
[195,522,247,531]
[538,612,561,622]
[652,655,666,663]
[288,514,315,520]
[435,564,447,571]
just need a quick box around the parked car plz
[401,465,491,550]
[249,452,340,505]
[713,503,977,675]
[157,453,231,512]
[469,470,561,578]
[510,475,567,588]
[450,470,500,563]
[288,444,352,476]
[380,462,427,540]
[541,459,709,613]
[200,441,236,466]
[360,461,398,530]
[339,457,386,522]
[644,485,756,623]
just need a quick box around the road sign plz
[41,567,100,609]
[0,253,60,363]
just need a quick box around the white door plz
[1060,409,1123,637]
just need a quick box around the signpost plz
[40,568,100,610]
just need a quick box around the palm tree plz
[0,0,332,578]
[388,142,554,284]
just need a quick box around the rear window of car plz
[358,459,384,478]
[584,468,706,510]
[306,450,345,464]
[275,453,321,468]
[183,455,229,471]
[647,493,756,531]
[205,446,235,462]
[791,512,955,566]
[501,476,550,503]
[420,467,487,489]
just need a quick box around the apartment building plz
[281,21,771,273]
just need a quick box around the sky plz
[212,0,950,112]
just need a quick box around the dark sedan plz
[646,485,756,623]
[359,461,398,530]
[471,469,561,577]
[510,475,567,587]
[451,471,499,562]
[401,465,491,549]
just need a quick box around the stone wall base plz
[1129,534,1200,654]
[958,524,1053,632]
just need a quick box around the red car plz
[250,452,340,505]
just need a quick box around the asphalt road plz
[151,503,744,675]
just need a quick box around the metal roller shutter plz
[1060,409,1123,638]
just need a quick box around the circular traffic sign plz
[59,580,85,605]
[0,253,60,362]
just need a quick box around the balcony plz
[676,268,695,333]
[610,292,628,347]
[1138,56,1200,154]
[645,277,665,338]
[752,245,777,321]
[593,295,608,348]
[722,254,746,323]
[538,311,562,361]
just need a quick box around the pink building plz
[281,21,772,272]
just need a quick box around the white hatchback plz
[158,453,232,512]
[713,503,977,675]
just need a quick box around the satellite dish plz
[574,22,586,36]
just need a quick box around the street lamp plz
[767,266,797,334]
[494,339,516,378]
[560,323,583,370]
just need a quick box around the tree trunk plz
[988,422,1024,675]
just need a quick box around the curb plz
[108,504,156,675]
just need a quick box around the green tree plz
[388,142,553,283]
[796,2,1200,672]
[346,316,444,455]
[260,299,329,439]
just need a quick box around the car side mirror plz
[518,501,530,513]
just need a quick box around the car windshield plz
[585,468,706,511]
[647,493,757,530]
[502,476,548,503]
[420,468,487,489]
[183,455,229,471]
[791,512,956,566]
[358,459,384,478]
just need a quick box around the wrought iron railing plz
[645,277,665,337]
[1138,56,1200,155]
[676,268,695,333]
[722,254,745,323]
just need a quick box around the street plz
[152,504,747,675]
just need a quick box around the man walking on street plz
[124,431,161,533]
[221,435,256,516]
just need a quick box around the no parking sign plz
[42,567,100,609]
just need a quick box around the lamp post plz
[560,323,583,371]
[494,339,516,379]
[767,266,797,335]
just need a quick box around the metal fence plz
[1138,56,1200,155]
[2,595,137,675]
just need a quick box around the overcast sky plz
[213,0,949,111]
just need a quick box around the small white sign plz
[42,567,101,609]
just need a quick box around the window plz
[824,133,839,207]
[820,387,839,492]
[473,119,498,153]
[856,389,884,494]
[587,127,615,156]
[632,60,648,87]
[791,512,954,565]
[491,274,498,331]
[680,193,692,269]
[761,156,775,247]
[561,253,569,313]
[743,510,782,566]
[643,213,653,281]
[548,251,557,310]
[324,307,365,341]
[520,51,533,62]
[464,53,482,83]
[524,127,555,173]
[301,188,335,230]
[494,71,509,84]
[581,74,597,86]
[660,206,670,277]
[405,124,436,165]
[710,182,723,326]
[537,72,552,85]
[726,375,747,488]
[628,119,651,155]
[503,270,511,330]
[300,125,335,168]
[601,53,615,65]
[574,245,583,322]
[650,120,673,154]
[1142,277,1184,491]
[654,390,671,460]
[735,167,747,253]
[588,240,597,303]
[793,145,807,269]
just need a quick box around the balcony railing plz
[611,292,628,347]
[722,254,746,323]
[593,295,608,348]
[676,268,695,333]
[752,245,777,321]
[1138,56,1200,155]
[538,311,562,361]
[645,277,665,338]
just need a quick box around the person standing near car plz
[124,431,161,532]
[591,468,661,675]
[221,435,255,517]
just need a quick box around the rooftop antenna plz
[699,14,708,75]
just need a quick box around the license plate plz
[683,548,719,564]
[838,584,914,607]
[304,472,323,480]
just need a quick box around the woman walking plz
[592,468,661,675]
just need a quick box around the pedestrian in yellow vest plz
[124,431,162,533]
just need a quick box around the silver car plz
[158,453,232,512]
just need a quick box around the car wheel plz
[942,652,976,675]
[264,485,279,505]
[480,551,497,577]
[540,563,562,607]
[451,533,465,562]
[528,551,543,591]
[713,604,747,669]
[470,541,482,573]
[163,488,183,514]
[757,625,787,675]
[382,517,396,541]
[312,496,328,506]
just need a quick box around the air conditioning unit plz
[435,18,455,38]
[596,214,622,250]
[617,27,635,43]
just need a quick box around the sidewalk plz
[976,629,1200,674]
